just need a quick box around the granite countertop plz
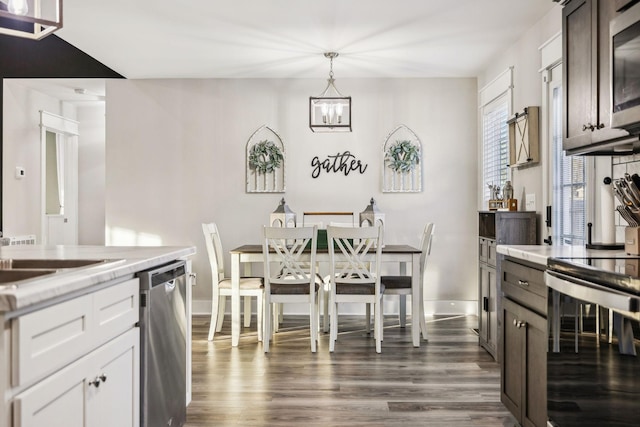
[496,244,628,266]
[0,245,196,313]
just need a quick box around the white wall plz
[77,103,106,245]
[477,6,562,242]
[2,81,76,240]
[105,77,479,314]
[3,81,106,245]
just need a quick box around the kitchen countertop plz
[496,244,628,266]
[0,245,196,313]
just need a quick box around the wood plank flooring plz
[186,314,517,427]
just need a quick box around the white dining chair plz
[321,221,356,333]
[262,225,320,352]
[327,224,384,353]
[202,222,264,341]
[380,223,434,340]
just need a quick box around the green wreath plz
[249,140,284,174]
[385,140,420,173]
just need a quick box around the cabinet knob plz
[517,321,527,329]
[583,123,603,132]
[513,319,518,327]
[518,279,529,287]
[89,374,107,387]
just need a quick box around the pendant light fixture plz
[0,0,63,40]
[309,52,352,132]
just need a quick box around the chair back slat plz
[263,226,318,288]
[419,223,435,278]
[327,225,382,288]
[202,222,225,282]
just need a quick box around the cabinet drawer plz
[479,238,497,266]
[502,259,546,315]
[93,278,139,345]
[479,238,488,263]
[487,240,497,267]
[11,294,94,388]
[12,278,140,388]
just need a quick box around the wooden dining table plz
[228,244,424,347]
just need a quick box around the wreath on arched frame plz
[385,139,420,173]
[248,140,284,174]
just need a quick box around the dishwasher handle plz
[138,260,187,290]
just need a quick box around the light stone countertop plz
[496,244,629,267]
[0,245,196,313]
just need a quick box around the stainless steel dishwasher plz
[138,260,187,427]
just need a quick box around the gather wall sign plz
[311,151,368,178]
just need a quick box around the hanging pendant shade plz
[309,52,352,132]
[0,0,63,40]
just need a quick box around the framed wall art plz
[246,125,286,193]
[382,124,422,193]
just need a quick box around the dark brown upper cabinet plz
[562,0,640,154]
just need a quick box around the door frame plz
[39,110,79,245]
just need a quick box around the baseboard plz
[424,300,478,316]
[192,299,478,316]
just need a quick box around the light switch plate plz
[526,193,536,211]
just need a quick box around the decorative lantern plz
[0,0,63,40]
[270,198,296,228]
[359,197,385,246]
[309,52,352,132]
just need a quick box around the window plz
[482,97,510,201]
[549,67,586,245]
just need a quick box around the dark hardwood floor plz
[186,314,517,427]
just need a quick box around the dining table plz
[228,243,424,347]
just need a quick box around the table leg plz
[231,253,241,347]
[411,253,421,347]
[243,263,252,328]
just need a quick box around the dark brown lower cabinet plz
[501,258,547,427]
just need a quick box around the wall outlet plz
[525,193,536,211]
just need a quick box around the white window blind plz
[482,98,510,201]
[551,85,586,245]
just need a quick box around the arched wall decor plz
[382,124,422,193]
[246,125,286,193]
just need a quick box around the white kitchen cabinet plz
[2,277,140,427]
[11,278,138,389]
[13,328,139,427]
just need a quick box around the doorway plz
[40,111,78,245]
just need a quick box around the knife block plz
[625,226,640,255]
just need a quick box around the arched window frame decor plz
[246,125,286,193]
[382,124,423,193]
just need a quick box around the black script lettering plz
[310,151,368,178]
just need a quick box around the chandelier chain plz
[329,55,334,79]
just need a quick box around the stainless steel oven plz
[545,257,640,427]
[611,2,640,133]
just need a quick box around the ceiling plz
[6,0,558,103]
[54,0,559,80]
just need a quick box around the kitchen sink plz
[0,259,120,287]
[0,269,56,284]
[5,259,109,269]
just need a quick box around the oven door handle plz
[544,270,640,313]
[544,271,640,313]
